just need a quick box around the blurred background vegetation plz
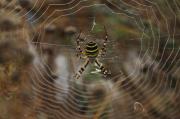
[0,0,180,119]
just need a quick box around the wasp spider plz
[74,27,111,79]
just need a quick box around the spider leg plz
[95,59,110,77]
[75,31,86,59]
[74,59,90,79]
[99,26,108,57]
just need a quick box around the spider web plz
[4,0,179,118]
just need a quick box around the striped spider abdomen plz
[85,41,99,59]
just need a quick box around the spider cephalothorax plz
[74,27,111,79]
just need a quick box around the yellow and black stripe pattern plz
[85,41,99,58]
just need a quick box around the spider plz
[74,27,111,79]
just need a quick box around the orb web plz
[10,0,180,119]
